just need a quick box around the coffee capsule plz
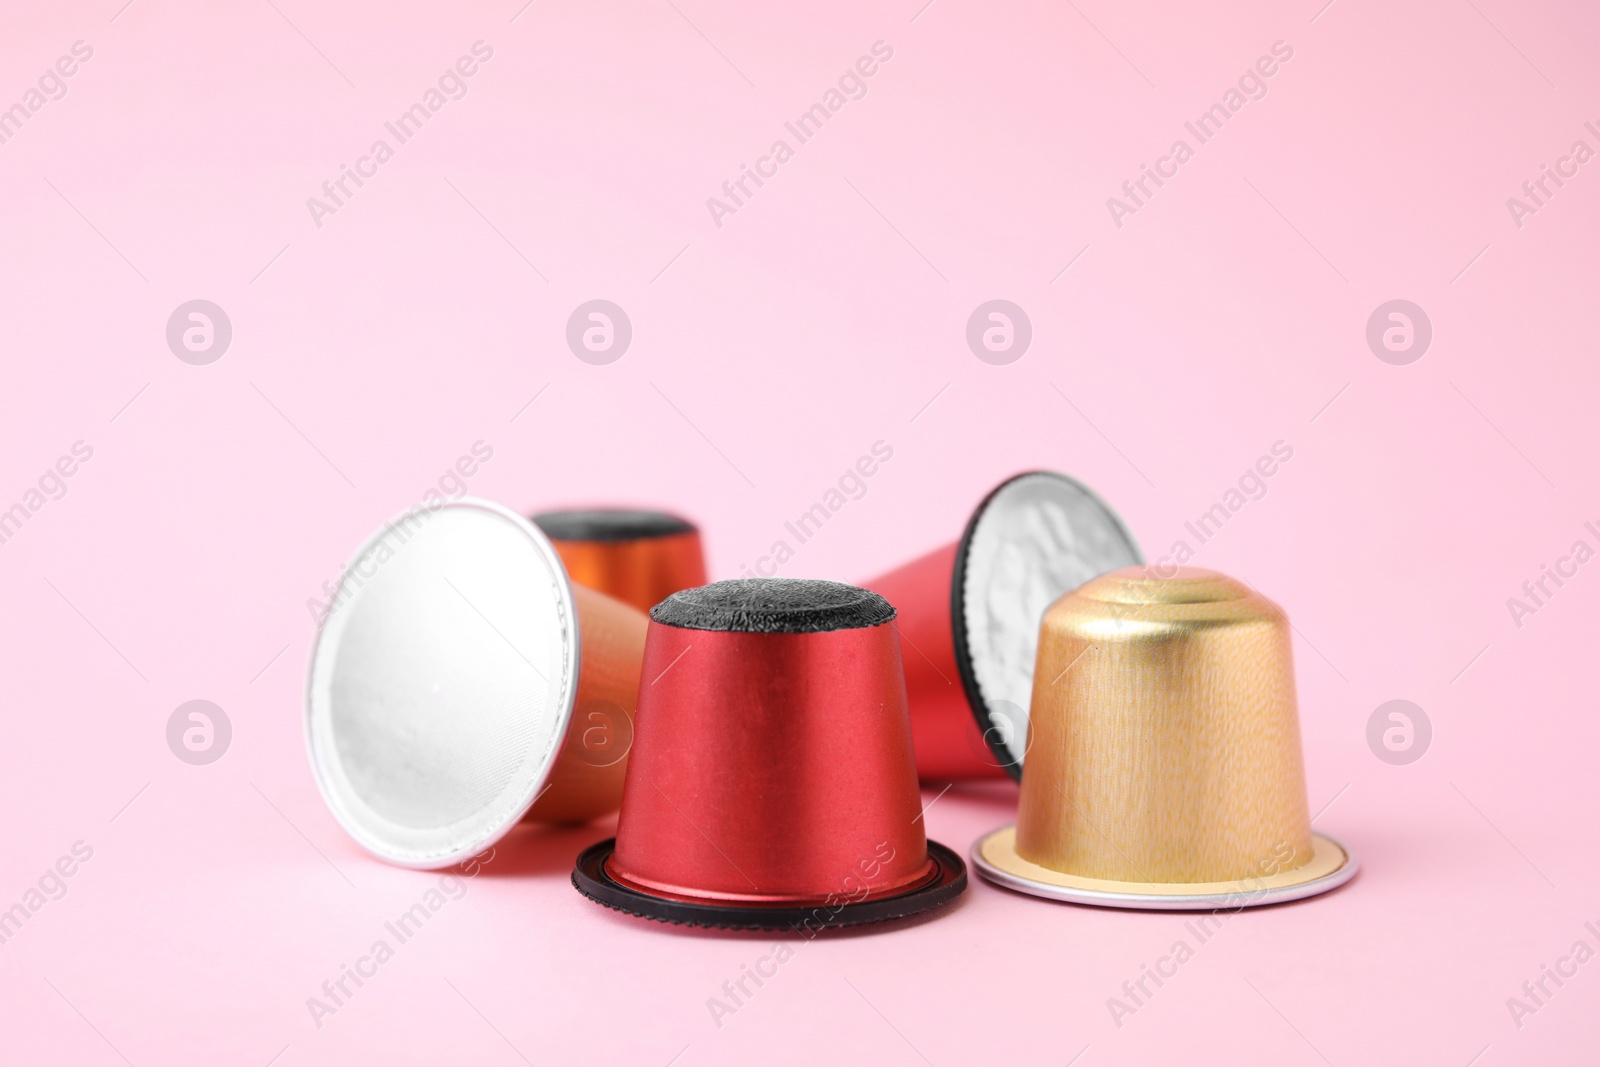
[572,578,967,929]
[531,508,707,614]
[306,499,647,869]
[864,471,1141,780]
[973,567,1358,909]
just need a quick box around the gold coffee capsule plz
[973,567,1356,909]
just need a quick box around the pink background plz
[3,0,1597,1063]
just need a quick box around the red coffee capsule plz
[864,471,1141,781]
[531,508,708,614]
[572,578,966,930]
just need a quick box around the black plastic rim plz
[572,839,967,931]
[948,470,1141,781]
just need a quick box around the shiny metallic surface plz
[865,471,1140,780]
[955,471,1142,775]
[608,579,943,908]
[523,582,646,825]
[305,499,646,869]
[532,508,708,614]
[974,827,1357,910]
[979,566,1354,908]
[861,543,991,780]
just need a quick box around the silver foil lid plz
[305,499,579,869]
[953,471,1142,775]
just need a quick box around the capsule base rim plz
[972,826,1358,910]
[572,839,968,930]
